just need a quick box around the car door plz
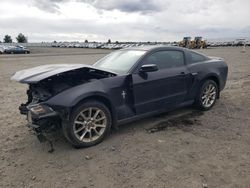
[17,47,23,54]
[132,50,190,115]
[13,47,19,54]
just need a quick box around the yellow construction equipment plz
[179,37,192,48]
[179,36,207,49]
[193,37,207,49]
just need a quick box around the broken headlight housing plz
[28,104,54,115]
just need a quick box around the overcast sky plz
[0,0,249,42]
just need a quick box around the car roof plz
[121,45,209,60]
[123,45,188,52]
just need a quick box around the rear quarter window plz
[190,52,207,63]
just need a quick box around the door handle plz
[180,72,197,77]
[180,72,186,75]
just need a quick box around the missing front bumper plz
[26,109,60,142]
[27,114,58,153]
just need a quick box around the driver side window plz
[143,50,185,69]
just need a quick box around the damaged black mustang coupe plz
[12,46,228,147]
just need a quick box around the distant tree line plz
[2,33,28,43]
[0,36,113,44]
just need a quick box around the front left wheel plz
[63,101,111,148]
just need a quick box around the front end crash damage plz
[11,64,116,144]
[26,104,60,142]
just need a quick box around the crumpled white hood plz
[11,64,113,84]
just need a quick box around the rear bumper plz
[219,64,228,91]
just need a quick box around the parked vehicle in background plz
[12,46,228,148]
[0,46,7,54]
[4,45,30,54]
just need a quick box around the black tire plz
[195,80,218,111]
[62,100,112,148]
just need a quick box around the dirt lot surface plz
[0,47,250,188]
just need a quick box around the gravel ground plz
[0,47,250,188]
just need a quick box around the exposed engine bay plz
[19,67,115,115]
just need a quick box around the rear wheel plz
[196,80,218,110]
[63,101,111,148]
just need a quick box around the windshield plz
[93,50,146,74]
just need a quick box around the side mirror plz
[139,64,158,73]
